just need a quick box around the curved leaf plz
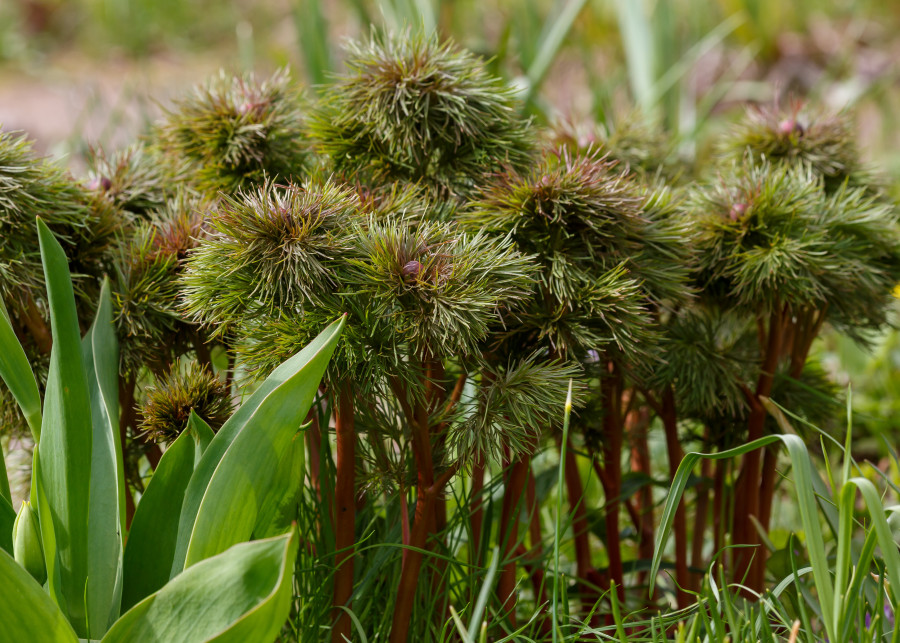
[84,279,124,637]
[0,547,78,643]
[122,412,214,611]
[103,531,298,643]
[0,494,14,556]
[36,217,93,636]
[171,315,345,575]
[0,297,42,443]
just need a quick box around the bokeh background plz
[2,0,900,451]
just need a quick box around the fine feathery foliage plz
[310,30,534,200]
[153,68,310,196]
[0,129,90,305]
[139,361,233,442]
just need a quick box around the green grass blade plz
[467,545,500,635]
[0,546,78,642]
[0,494,14,556]
[651,434,782,592]
[0,298,42,445]
[524,0,590,103]
[291,0,333,88]
[615,0,655,110]
[122,411,214,611]
[552,380,573,643]
[36,217,94,637]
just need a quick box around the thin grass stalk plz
[470,455,486,568]
[552,381,573,643]
[661,386,690,608]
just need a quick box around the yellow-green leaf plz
[122,412,214,612]
[36,217,93,637]
[0,297,42,443]
[171,315,345,575]
[84,279,124,637]
[103,531,298,643]
[0,546,78,643]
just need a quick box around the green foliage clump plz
[114,193,209,375]
[552,115,680,182]
[154,69,309,196]
[719,105,870,192]
[311,31,533,199]
[690,159,900,332]
[85,144,167,221]
[0,130,90,305]
[139,362,232,442]
[463,149,691,358]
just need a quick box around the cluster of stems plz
[2,31,899,642]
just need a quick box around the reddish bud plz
[402,260,422,278]
[778,119,804,136]
[729,203,748,221]
[88,176,112,192]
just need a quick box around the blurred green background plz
[2,0,900,454]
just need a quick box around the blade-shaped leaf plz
[36,217,93,636]
[122,412,214,611]
[84,279,124,637]
[171,315,345,575]
[0,547,78,643]
[103,531,298,643]
[251,422,306,540]
[0,297,42,443]
[0,494,14,556]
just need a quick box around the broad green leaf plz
[171,315,345,575]
[0,494,14,556]
[84,280,124,637]
[103,532,298,643]
[0,453,9,514]
[0,547,78,643]
[0,297,42,444]
[122,412,214,611]
[251,423,306,540]
[36,218,93,637]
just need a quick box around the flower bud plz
[13,500,46,585]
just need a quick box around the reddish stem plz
[400,485,410,568]
[331,384,356,643]
[559,437,598,611]
[600,367,625,605]
[118,375,137,526]
[390,465,457,643]
[627,403,654,592]
[16,294,52,355]
[733,305,783,589]
[498,454,532,626]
